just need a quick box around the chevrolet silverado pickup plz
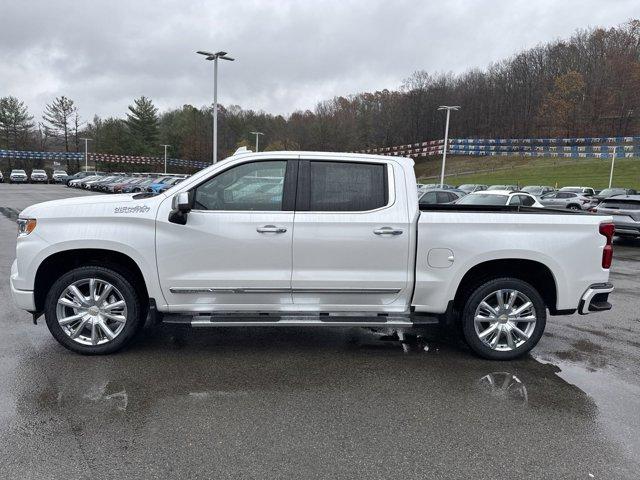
[10,151,615,359]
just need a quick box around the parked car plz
[521,185,555,197]
[70,175,102,188]
[30,169,49,183]
[52,170,69,183]
[457,184,488,194]
[418,189,465,206]
[66,171,105,186]
[107,177,139,193]
[419,183,454,191]
[155,177,186,194]
[11,151,614,360]
[91,176,125,191]
[539,191,593,210]
[123,178,156,193]
[9,169,28,183]
[592,195,640,239]
[559,186,595,196]
[590,188,637,205]
[147,176,184,194]
[0,171,3,183]
[487,184,518,191]
[83,176,116,190]
[456,190,543,207]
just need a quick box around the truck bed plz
[419,204,590,215]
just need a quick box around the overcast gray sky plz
[1,0,638,121]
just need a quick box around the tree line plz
[1,20,639,172]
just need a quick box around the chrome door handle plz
[257,225,287,234]
[374,227,403,236]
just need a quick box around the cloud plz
[0,0,638,122]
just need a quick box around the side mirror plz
[169,191,192,225]
[172,191,192,213]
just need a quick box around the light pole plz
[608,145,617,188]
[161,144,171,174]
[250,131,264,152]
[437,106,460,187]
[196,50,234,164]
[79,137,92,171]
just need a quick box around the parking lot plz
[1,184,639,479]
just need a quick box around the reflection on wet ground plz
[3,323,638,479]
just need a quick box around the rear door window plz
[307,161,388,212]
[519,195,536,206]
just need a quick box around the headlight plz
[17,218,37,237]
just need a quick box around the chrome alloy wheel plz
[473,289,537,352]
[56,278,128,346]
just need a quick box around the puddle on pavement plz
[536,354,640,466]
[5,325,639,475]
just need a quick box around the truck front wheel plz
[44,266,143,354]
[461,277,546,360]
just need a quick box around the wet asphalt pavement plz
[0,184,639,479]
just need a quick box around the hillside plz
[415,156,640,190]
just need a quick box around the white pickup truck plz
[11,151,615,359]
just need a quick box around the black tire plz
[461,277,547,360]
[44,266,144,355]
[567,204,580,210]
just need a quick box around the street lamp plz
[608,145,617,188]
[250,131,264,152]
[161,144,171,174]
[437,106,460,187]
[196,50,235,164]
[79,137,92,171]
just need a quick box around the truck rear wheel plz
[44,266,143,354]
[461,277,546,360]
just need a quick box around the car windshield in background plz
[598,188,627,197]
[522,186,543,194]
[559,187,583,193]
[457,194,509,205]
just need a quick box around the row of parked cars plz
[417,183,640,239]
[66,172,189,194]
[1,169,69,183]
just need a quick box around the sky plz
[1,0,639,122]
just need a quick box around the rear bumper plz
[10,260,35,311]
[578,282,613,315]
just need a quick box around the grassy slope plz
[414,156,640,190]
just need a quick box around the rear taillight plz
[599,222,614,269]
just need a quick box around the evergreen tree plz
[0,96,34,150]
[42,96,77,151]
[125,96,159,154]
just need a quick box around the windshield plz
[54,170,67,174]
[33,170,45,173]
[457,194,509,205]
[522,186,542,194]
[487,185,513,191]
[13,170,26,174]
[598,188,626,197]
[560,187,582,193]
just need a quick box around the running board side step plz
[162,312,438,328]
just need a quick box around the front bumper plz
[10,260,35,311]
[10,177,27,182]
[31,177,48,182]
[578,283,613,315]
